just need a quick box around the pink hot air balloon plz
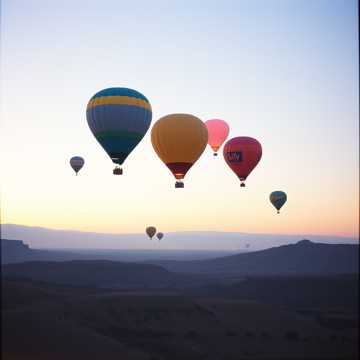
[205,119,230,156]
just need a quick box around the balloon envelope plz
[86,87,152,167]
[223,137,262,186]
[146,226,156,239]
[270,191,287,213]
[205,119,229,155]
[151,114,208,185]
[156,232,164,240]
[70,156,84,174]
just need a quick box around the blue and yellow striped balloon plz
[269,191,287,214]
[86,88,152,172]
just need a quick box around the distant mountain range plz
[2,238,359,329]
[2,239,358,284]
[1,223,358,250]
[0,239,235,264]
[151,239,359,275]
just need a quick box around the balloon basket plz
[113,167,123,175]
[175,181,184,188]
[213,153,218,156]
[240,182,245,187]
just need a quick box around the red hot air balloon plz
[205,119,230,156]
[223,137,262,187]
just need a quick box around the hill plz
[150,240,359,275]
[2,260,175,289]
[1,239,31,263]
[190,274,359,311]
[1,238,88,264]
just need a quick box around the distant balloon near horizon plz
[223,137,262,187]
[151,114,208,188]
[205,119,230,156]
[69,156,84,175]
[146,226,156,239]
[86,87,152,175]
[270,191,287,214]
[156,232,164,241]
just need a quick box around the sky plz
[1,0,359,242]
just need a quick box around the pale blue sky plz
[1,0,358,240]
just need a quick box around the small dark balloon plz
[156,232,164,241]
[146,226,156,239]
[270,191,287,213]
[70,156,84,175]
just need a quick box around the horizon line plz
[1,223,358,240]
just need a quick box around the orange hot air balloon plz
[205,119,229,156]
[146,226,156,239]
[223,136,262,187]
[151,114,208,188]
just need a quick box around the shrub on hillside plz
[284,330,299,341]
[245,331,255,338]
[226,330,237,337]
[261,331,272,340]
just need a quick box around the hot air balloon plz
[151,114,208,188]
[156,232,164,241]
[86,88,152,175]
[146,226,156,239]
[223,137,262,187]
[205,119,229,156]
[70,156,84,175]
[270,191,287,214]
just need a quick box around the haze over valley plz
[2,223,358,251]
